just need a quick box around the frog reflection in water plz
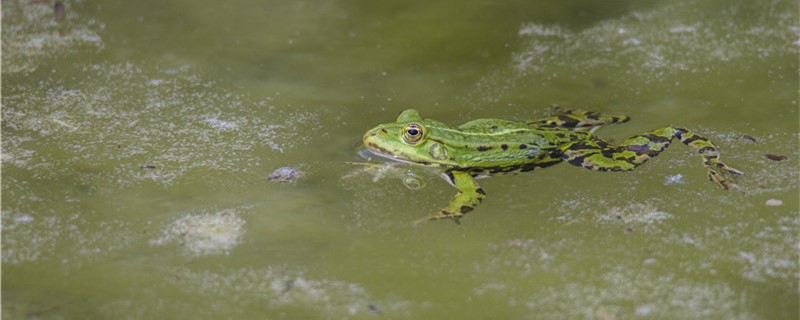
[362,108,744,224]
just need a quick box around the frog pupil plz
[403,125,423,144]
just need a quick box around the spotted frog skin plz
[362,108,744,223]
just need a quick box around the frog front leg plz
[414,171,485,224]
[561,126,744,189]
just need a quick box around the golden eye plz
[403,123,424,144]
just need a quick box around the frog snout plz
[363,129,377,144]
[363,127,387,143]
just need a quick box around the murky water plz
[3,0,798,319]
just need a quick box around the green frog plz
[362,108,744,223]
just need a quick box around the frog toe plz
[413,210,462,225]
[724,166,745,176]
[707,171,730,189]
[707,167,744,190]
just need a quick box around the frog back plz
[428,121,568,170]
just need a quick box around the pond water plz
[2,0,798,319]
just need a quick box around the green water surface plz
[2,0,798,319]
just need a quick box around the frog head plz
[362,109,455,167]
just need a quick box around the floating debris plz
[624,226,634,234]
[149,209,246,256]
[765,154,788,161]
[739,135,757,142]
[367,304,382,315]
[140,164,156,169]
[764,199,783,206]
[281,279,295,295]
[267,166,305,183]
[54,2,65,21]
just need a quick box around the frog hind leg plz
[414,171,486,224]
[561,127,744,189]
[527,106,630,130]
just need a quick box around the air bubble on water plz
[664,173,684,185]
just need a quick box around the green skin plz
[362,108,744,223]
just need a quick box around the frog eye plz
[403,123,424,144]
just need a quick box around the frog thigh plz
[561,136,637,171]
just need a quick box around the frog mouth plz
[364,143,407,161]
[363,143,422,165]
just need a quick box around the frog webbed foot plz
[705,160,745,190]
[413,171,484,224]
[563,126,745,191]
[692,138,745,190]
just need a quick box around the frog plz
[361,107,744,224]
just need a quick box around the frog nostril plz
[362,132,375,143]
